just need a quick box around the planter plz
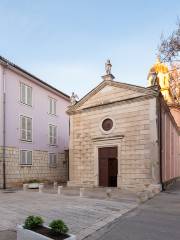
[17,225,76,240]
[28,183,40,189]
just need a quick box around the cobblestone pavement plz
[0,189,137,240]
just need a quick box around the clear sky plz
[0,0,179,97]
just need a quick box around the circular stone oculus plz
[102,118,113,131]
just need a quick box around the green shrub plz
[27,179,40,183]
[24,216,44,230]
[49,219,69,235]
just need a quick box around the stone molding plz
[68,94,156,115]
[92,135,124,142]
[67,80,158,114]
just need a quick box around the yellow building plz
[148,58,172,104]
[148,58,180,128]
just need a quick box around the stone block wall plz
[0,146,68,188]
[68,97,160,191]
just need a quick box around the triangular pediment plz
[68,80,156,113]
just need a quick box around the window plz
[49,97,56,115]
[20,83,32,106]
[49,153,57,168]
[102,118,113,131]
[20,116,32,142]
[20,150,32,165]
[49,125,57,145]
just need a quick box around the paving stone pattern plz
[0,190,137,239]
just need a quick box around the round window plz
[102,118,113,131]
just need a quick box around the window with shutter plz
[49,125,57,145]
[20,116,32,142]
[49,97,56,115]
[20,150,32,165]
[49,153,57,167]
[20,83,32,106]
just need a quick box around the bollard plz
[54,182,58,189]
[137,191,148,203]
[57,186,63,195]
[147,190,154,199]
[23,184,28,191]
[106,188,112,198]
[39,183,44,193]
[80,188,85,197]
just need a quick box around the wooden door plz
[108,158,118,187]
[98,148,108,186]
[98,147,118,187]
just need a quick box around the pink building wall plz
[3,68,69,153]
[0,66,3,146]
[170,107,180,128]
[161,104,180,183]
[0,60,70,187]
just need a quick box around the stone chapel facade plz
[67,61,180,192]
[67,66,162,191]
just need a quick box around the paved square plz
[0,190,137,239]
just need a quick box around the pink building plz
[0,56,70,188]
[161,103,180,187]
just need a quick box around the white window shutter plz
[49,125,52,144]
[20,150,26,164]
[20,150,32,165]
[49,153,57,167]
[49,125,57,145]
[49,98,52,114]
[27,118,32,141]
[21,117,26,129]
[53,126,56,144]
[21,84,26,104]
[49,98,56,115]
[20,116,26,140]
[27,86,32,106]
[20,83,32,106]
[27,131,32,141]
[20,116,32,142]
[27,151,32,165]
[53,100,56,115]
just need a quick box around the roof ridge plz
[0,55,70,100]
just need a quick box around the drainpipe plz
[2,63,7,189]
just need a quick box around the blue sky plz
[0,0,179,97]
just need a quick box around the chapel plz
[67,60,180,191]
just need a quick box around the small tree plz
[158,19,180,105]
[159,19,180,62]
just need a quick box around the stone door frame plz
[93,138,123,187]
